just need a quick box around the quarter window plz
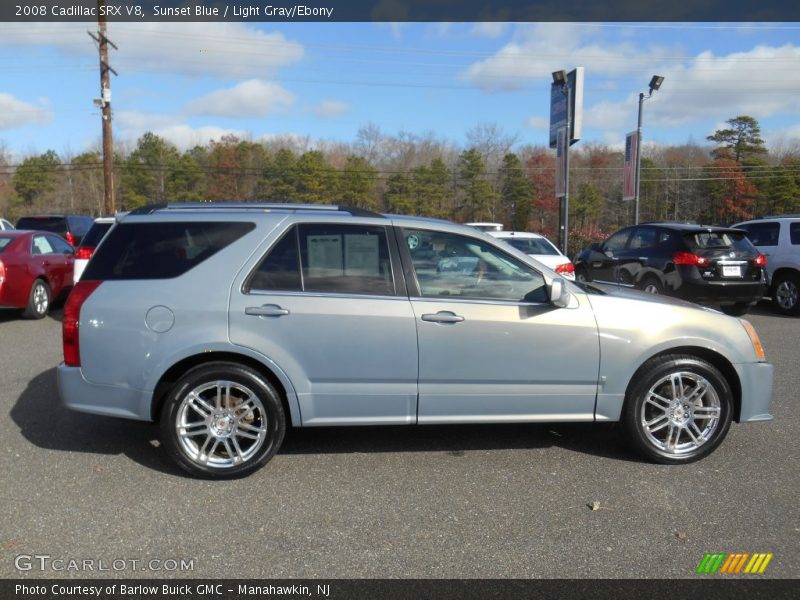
[31,235,55,255]
[403,228,548,303]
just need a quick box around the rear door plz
[229,221,419,426]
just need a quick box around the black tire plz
[22,279,51,319]
[720,302,750,317]
[622,354,733,464]
[771,272,800,316]
[575,267,590,283]
[638,276,663,295]
[160,362,286,479]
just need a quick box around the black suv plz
[15,214,94,247]
[574,223,768,315]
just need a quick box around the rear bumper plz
[735,361,774,423]
[57,363,152,421]
[673,280,767,306]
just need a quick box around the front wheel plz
[160,362,286,478]
[622,355,733,464]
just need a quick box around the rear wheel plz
[160,362,286,478]
[22,279,50,319]
[772,272,800,316]
[638,276,663,295]
[622,354,733,464]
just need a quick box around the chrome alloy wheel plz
[176,380,268,469]
[643,282,660,294]
[640,371,721,455]
[32,282,49,315]
[775,279,798,311]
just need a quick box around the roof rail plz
[126,202,385,218]
[758,214,800,219]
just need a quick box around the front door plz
[398,227,600,423]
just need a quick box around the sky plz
[0,21,799,160]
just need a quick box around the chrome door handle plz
[421,311,464,324]
[245,304,290,317]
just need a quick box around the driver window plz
[403,228,547,303]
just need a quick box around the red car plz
[0,230,75,319]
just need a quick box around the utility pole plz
[88,0,117,214]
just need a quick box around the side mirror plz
[549,277,570,308]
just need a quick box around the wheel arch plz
[770,266,799,287]
[626,346,743,423]
[150,351,299,426]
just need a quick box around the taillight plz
[75,246,95,260]
[63,280,102,367]
[555,262,575,276]
[65,232,76,246]
[673,252,709,267]
[754,254,767,267]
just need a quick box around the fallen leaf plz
[676,531,688,542]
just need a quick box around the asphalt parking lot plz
[0,303,797,580]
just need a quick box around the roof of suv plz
[638,222,745,234]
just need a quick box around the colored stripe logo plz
[696,552,773,574]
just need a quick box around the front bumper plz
[735,361,774,423]
[58,364,152,421]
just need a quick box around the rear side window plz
[738,222,780,246]
[79,222,114,248]
[0,237,12,253]
[248,224,395,296]
[67,216,92,237]
[790,222,800,245]
[16,217,65,234]
[505,238,559,255]
[82,221,255,280]
[684,231,755,253]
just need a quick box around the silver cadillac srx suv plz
[58,203,774,478]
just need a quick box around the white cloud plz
[148,125,248,152]
[184,80,295,118]
[0,93,52,129]
[115,110,178,131]
[0,22,304,79]
[461,23,670,91]
[311,100,350,118]
[527,116,549,130]
[469,23,509,39]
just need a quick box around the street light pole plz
[562,83,571,256]
[634,91,644,225]
[633,75,664,226]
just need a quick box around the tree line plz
[1,116,798,256]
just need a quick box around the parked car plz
[466,222,504,232]
[733,216,800,316]
[59,203,773,478]
[73,217,117,284]
[0,218,14,231]
[0,230,75,318]
[15,214,94,247]
[489,231,575,280]
[573,222,768,316]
